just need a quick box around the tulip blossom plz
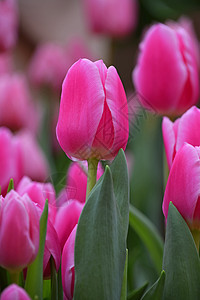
[0,190,39,271]
[56,59,129,161]
[163,106,200,169]
[55,200,83,251]
[17,176,56,224]
[0,0,18,52]
[0,284,31,300]
[163,143,200,229]
[0,53,13,76]
[0,74,40,132]
[62,225,77,300]
[83,0,138,37]
[14,131,49,183]
[0,127,18,195]
[28,42,70,92]
[57,161,103,206]
[133,21,199,116]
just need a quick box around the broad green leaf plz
[74,166,127,300]
[129,204,163,274]
[141,270,165,300]
[7,178,14,193]
[25,201,48,299]
[127,282,148,300]
[120,249,128,300]
[163,203,200,299]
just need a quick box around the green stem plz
[50,257,58,300]
[191,229,200,253]
[86,158,99,200]
[9,270,20,285]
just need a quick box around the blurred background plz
[2,0,200,294]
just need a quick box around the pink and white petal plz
[163,143,200,223]
[56,59,105,160]
[94,60,108,87]
[104,66,129,158]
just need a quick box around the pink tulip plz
[58,161,103,206]
[0,74,40,132]
[28,42,70,92]
[133,21,199,116]
[0,53,13,76]
[163,106,200,169]
[0,284,31,300]
[0,0,18,52]
[56,59,129,161]
[55,200,83,251]
[0,190,39,271]
[14,131,49,183]
[83,0,138,37]
[17,176,56,224]
[62,225,77,300]
[163,143,200,229]
[0,127,18,195]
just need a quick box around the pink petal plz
[162,117,176,169]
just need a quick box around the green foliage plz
[141,270,165,300]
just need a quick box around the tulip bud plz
[0,190,39,271]
[61,225,77,300]
[163,106,200,169]
[163,143,200,230]
[133,20,199,116]
[56,59,129,161]
[0,284,31,300]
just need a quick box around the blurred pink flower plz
[0,190,39,271]
[28,42,70,92]
[133,21,199,116]
[55,200,83,252]
[0,127,18,195]
[163,143,200,230]
[0,53,13,76]
[0,73,40,132]
[0,0,18,52]
[57,161,103,206]
[163,106,200,169]
[56,59,129,160]
[0,284,31,300]
[14,131,49,183]
[83,0,138,37]
[62,225,77,300]
[16,176,56,224]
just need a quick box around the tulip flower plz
[62,225,77,300]
[163,106,200,169]
[57,161,103,206]
[17,176,56,224]
[0,127,18,195]
[0,190,39,271]
[0,53,13,76]
[163,143,200,230]
[0,284,31,300]
[83,0,138,37]
[14,131,49,183]
[55,200,83,251]
[133,21,199,116]
[56,59,129,161]
[0,0,18,52]
[0,74,40,132]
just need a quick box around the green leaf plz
[141,270,165,300]
[7,178,14,193]
[74,165,127,300]
[127,282,148,300]
[163,203,200,299]
[120,249,128,300]
[25,201,48,300]
[50,256,58,300]
[129,204,164,274]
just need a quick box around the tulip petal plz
[133,24,187,114]
[163,143,200,223]
[56,59,105,160]
[104,66,129,158]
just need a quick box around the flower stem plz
[9,270,20,285]
[191,229,200,253]
[86,158,99,200]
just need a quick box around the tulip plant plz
[1,3,200,299]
